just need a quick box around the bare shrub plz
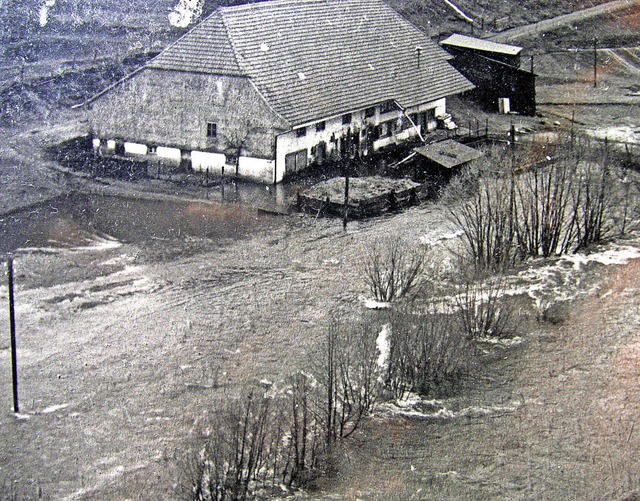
[455,276,513,340]
[385,304,470,399]
[362,236,426,301]
[514,159,577,258]
[312,318,383,446]
[281,372,322,488]
[183,392,279,501]
[447,167,517,272]
[611,166,640,235]
[447,139,624,271]
[572,157,612,251]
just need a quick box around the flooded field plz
[0,191,286,256]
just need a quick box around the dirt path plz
[489,0,640,44]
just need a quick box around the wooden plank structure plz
[412,139,483,181]
[296,176,431,218]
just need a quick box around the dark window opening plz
[342,113,352,125]
[207,122,217,138]
[365,106,376,118]
[380,100,397,114]
[296,127,307,137]
[316,121,326,132]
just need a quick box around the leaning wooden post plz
[510,123,516,169]
[593,37,598,88]
[343,175,350,231]
[6,257,19,413]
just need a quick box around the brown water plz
[0,191,286,255]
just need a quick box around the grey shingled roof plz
[149,12,244,75]
[441,34,522,56]
[414,139,483,169]
[149,0,474,126]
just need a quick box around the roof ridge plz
[220,0,340,13]
[218,9,244,73]
[146,10,221,68]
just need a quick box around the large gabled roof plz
[148,0,474,126]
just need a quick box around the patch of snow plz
[477,336,524,347]
[380,393,520,420]
[99,254,135,267]
[587,126,640,146]
[443,0,474,22]
[14,413,31,420]
[19,235,121,254]
[360,296,391,309]
[168,0,204,28]
[562,245,640,270]
[41,403,69,414]
[38,0,56,27]
[376,324,391,370]
[419,229,463,245]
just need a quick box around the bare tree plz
[183,392,276,501]
[386,304,469,399]
[455,275,513,340]
[514,159,578,258]
[447,169,517,272]
[362,236,426,301]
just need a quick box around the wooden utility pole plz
[510,123,516,168]
[343,175,349,231]
[593,37,598,88]
[6,257,19,413]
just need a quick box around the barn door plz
[285,152,297,173]
[285,149,308,174]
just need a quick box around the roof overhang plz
[441,33,523,56]
[414,139,483,169]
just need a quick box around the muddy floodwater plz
[0,190,287,256]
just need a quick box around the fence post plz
[593,37,598,88]
[343,176,349,231]
[6,257,19,414]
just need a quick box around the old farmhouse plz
[88,0,474,184]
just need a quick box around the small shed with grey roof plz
[87,0,474,184]
[414,139,483,169]
[411,139,483,181]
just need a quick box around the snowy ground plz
[1,189,639,498]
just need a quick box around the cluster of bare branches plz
[385,304,470,399]
[454,275,513,340]
[362,236,426,301]
[182,319,384,500]
[447,138,627,272]
[447,165,519,272]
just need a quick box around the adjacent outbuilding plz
[413,139,483,180]
[441,33,536,116]
[86,0,474,184]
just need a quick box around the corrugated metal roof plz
[441,33,522,56]
[414,139,483,168]
[148,0,474,126]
